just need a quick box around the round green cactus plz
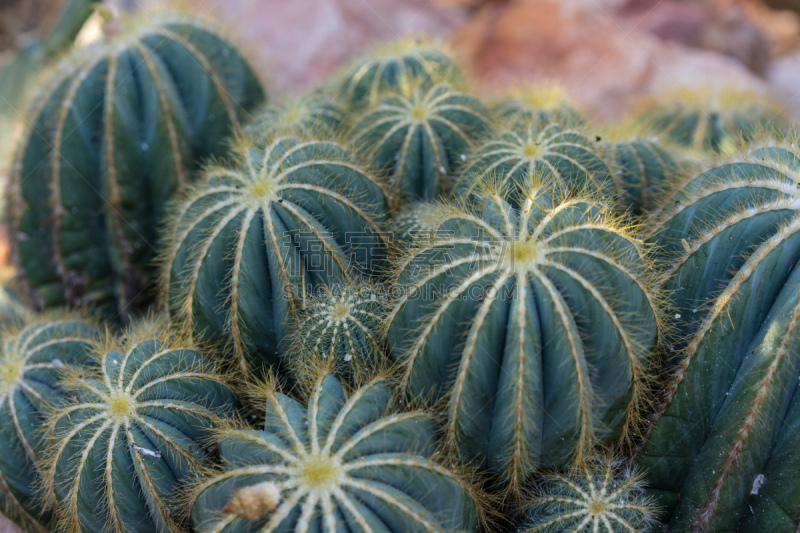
[635,139,800,531]
[162,134,389,375]
[636,88,786,154]
[386,182,660,494]
[7,11,265,321]
[350,81,492,202]
[492,86,585,130]
[596,126,681,216]
[42,320,238,533]
[0,316,99,532]
[455,123,612,207]
[245,93,345,144]
[521,454,659,533]
[335,37,463,112]
[289,281,391,386]
[391,202,441,248]
[189,371,483,532]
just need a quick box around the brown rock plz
[452,0,768,119]
[618,0,771,75]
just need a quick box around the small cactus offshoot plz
[290,280,391,386]
[41,319,238,533]
[189,371,483,532]
[521,454,659,533]
[245,93,345,144]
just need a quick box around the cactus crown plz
[637,87,786,154]
[189,369,483,532]
[456,123,612,206]
[245,93,345,144]
[290,280,391,386]
[336,36,463,110]
[522,454,659,533]
[41,318,237,533]
[0,315,99,532]
[493,85,584,129]
[387,180,661,494]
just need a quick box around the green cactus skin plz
[637,89,786,154]
[336,38,463,112]
[391,202,441,248]
[42,320,238,533]
[350,82,492,202]
[386,183,659,494]
[7,12,266,321]
[455,123,612,207]
[636,141,800,531]
[245,93,345,145]
[645,141,800,365]
[189,372,482,533]
[0,316,99,532]
[162,134,389,376]
[290,281,391,386]
[599,136,680,216]
[521,455,659,533]
[492,87,585,131]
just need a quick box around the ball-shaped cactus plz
[245,93,345,144]
[635,139,800,531]
[0,316,99,532]
[162,134,389,375]
[350,81,492,202]
[42,320,238,533]
[636,88,786,154]
[189,371,483,532]
[596,126,681,216]
[521,455,659,533]
[391,202,441,248]
[492,86,584,130]
[335,37,463,112]
[7,11,265,320]
[455,123,612,207]
[289,281,391,386]
[386,182,660,494]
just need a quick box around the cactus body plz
[492,87,584,130]
[521,455,659,533]
[637,89,786,154]
[0,317,99,532]
[8,12,265,320]
[163,135,389,375]
[599,135,680,216]
[246,93,344,144]
[351,82,492,202]
[386,184,659,494]
[336,38,463,111]
[290,281,390,386]
[637,141,800,531]
[43,320,237,533]
[455,123,612,207]
[190,372,482,532]
[391,202,441,248]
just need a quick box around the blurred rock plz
[769,52,800,118]
[119,0,469,94]
[452,0,768,119]
[0,515,20,533]
[619,0,771,75]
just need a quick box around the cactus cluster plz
[2,6,800,533]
